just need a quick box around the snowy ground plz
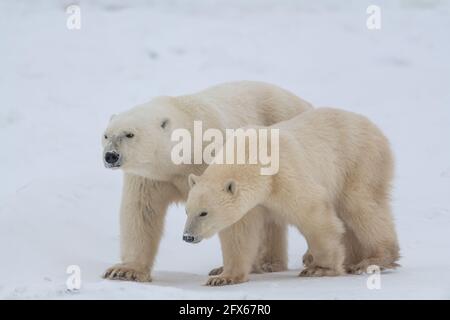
[1,0,449,299]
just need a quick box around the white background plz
[0,0,449,299]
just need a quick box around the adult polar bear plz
[102,81,312,282]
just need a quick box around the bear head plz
[183,164,271,243]
[102,96,191,181]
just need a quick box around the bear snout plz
[104,151,121,167]
[183,233,201,244]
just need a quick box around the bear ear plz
[109,114,117,122]
[225,180,237,195]
[188,174,199,189]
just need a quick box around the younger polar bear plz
[184,108,400,286]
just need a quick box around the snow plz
[1,0,450,299]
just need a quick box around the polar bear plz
[184,108,400,286]
[102,81,313,282]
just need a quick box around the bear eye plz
[199,211,208,217]
[104,134,108,139]
[125,133,134,138]
[161,119,169,129]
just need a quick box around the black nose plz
[105,152,120,164]
[183,234,195,243]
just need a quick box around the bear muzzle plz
[182,233,202,244]
[104,151,122,168]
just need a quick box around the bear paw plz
[345,260,399,275]
[258,261,287,273]
[208,266,223,276]
[345,264,367,275]
[206,275,247,286]
[103,263,151,282]
[299,266,342,277]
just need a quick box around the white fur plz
[102,81,313,281]
[186,108,400,286]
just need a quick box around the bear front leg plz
[103,174,180,282]
[206,208,264,286]
[209,207,288,276]
[257,212,288,273]
[209,206,288,276]
[296,202,346,277]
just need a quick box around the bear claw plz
[299,266,341,277]
[206,275,247,286]
[103,264,151,282]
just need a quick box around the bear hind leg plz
[341,196,400,275]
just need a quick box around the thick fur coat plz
[102,81,313,281]
[185,108,400,286]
